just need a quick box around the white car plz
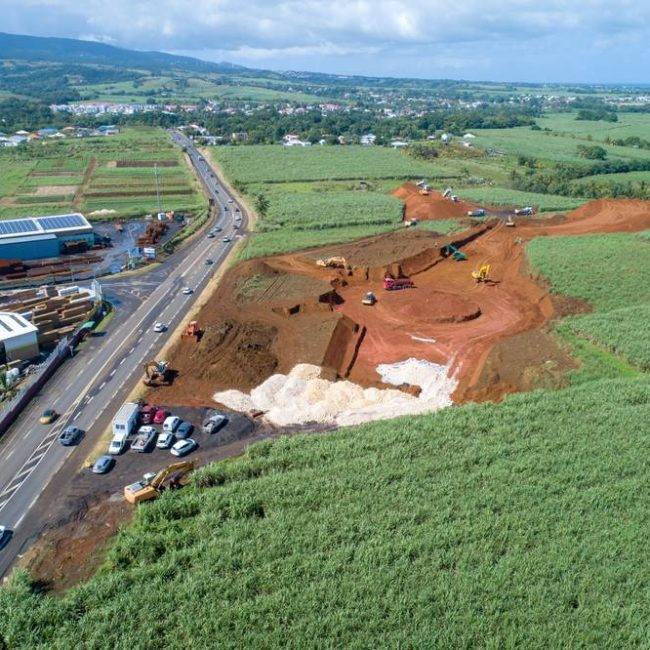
[228,199,234,204]
[182,287,193,295]
[170,438,198,457]
[156,431,175,449]
[108,436,127,455]
[222,237,231,243]
[153,322,166,333]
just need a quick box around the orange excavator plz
[182,321,202,341]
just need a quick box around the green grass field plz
[0,127,206,220]
[528,231,650,370]
[457,186,586,211]
[2,374,650,647]
[210,146,443,258]
[537,112,650,143]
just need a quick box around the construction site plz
[150,188,650,426]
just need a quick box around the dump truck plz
[362,291,377,306]
[383,277,414,291]
[467,209,486,217]
[441,244,467,261]
[514,206,534,216]
[124,461,194,504]
[142,360,172,387]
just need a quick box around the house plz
[318,139,327,146]
[426,134,437,140]
[463,133,476,139]
[283,134,311,147]
[440,133,451,144]
[390,140,409,148]
[360,133,376,146]
[231,132,248,142]
[8,135,28,146]
[97,125,119,136]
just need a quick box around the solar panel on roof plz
[36,214,88,231]
[0,219,39,236]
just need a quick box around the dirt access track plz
[154,194,650,408]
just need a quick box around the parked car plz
[228,199,234,204]
[202,413,227,434]
[175,421,194,439]
[108,436,128,455]
[156,431,175,449]
[131,426,157,452]
[92,455,115,474]
[207,232,215,239]
[182,287,193,295]
[153,409,169,425]
[39,409,57,424]
[140,404,157,425]
[58,426,83,446]
[171,438,198,457]
[153,322,167,333]
[163,415,181,433]
[205,259,214,265]
[222,237,231,243]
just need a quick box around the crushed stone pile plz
[213,359,457,427]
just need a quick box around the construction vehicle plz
[182,321,202,341]
[506,216,515,227]
[383,277,414,291]
[362,291,377,306]
[142,360,172,387]
[442,187,452,199]
[418,185,430,196]
[316,256,348,269]
[124,461,194,504]
[467,209,486,217]
[471,264,491,283]
[404,218,419,228]
[441,244,467,261]
[514,206,534,216]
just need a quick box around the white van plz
[163,415,181,433]
[108,433,128,455]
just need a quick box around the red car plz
[153,408,169,425]
[140,404,157,425]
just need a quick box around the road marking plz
[98,382,106,391]
[14,512,26,529]
[109,370,116,377]
[87,396,94,404]
[119,358,125,365]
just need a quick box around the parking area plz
[84,404,258,493]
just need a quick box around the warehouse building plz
[0,214,95,261]
[0,311,39,363]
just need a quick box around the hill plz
[0,32,244,74]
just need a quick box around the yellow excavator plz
[124,461,194,504]
[142,360,172,387]
[471,264,491,283]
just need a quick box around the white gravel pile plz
[213,359,457,428]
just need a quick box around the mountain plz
[0,32,245,75]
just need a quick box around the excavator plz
[182,321,202,341]
[124,461,194,504]
[471,264,491,283]
[142,360,172,387]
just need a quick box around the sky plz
[2,0,649,83]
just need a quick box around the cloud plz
[2,0,649,80]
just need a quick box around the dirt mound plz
[393,182,478,221]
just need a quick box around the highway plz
[0,132,247,576]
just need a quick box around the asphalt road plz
[0,132,248,576]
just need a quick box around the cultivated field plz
[0,128,206,220]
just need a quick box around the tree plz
[255,193,270,217]
[577,144,607,160]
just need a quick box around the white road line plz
[86,396,94,404]
[109,370,116,377]
[14,512,26,529]
[98,382,106,391]
[119,358,126,365]
[4,448,16,461]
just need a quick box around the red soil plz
[393,182,480,220]
[154,197,650,408]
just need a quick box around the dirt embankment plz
[152,196,650,408]
[394,182,480,221]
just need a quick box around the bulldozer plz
[316,256,348,269]
[124,461,194,504]
[142,360,172,387]
[182,320,202,341]
[471,264,491,283]
[362,291,377,306]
